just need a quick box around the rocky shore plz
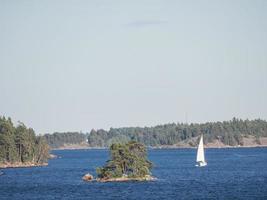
[97,175,157,182]
[0,162,48,169]
[150,136,267,149]
[82,173,156,183]
[49,154,58,159]
[51,136,267,150]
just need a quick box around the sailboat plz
[196,134,207,167]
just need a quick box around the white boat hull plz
[195,161,207,167]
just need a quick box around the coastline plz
[51,144,267,150]
[97,175,157,183]
[149,145,267,149]
[82,175,156,183]
[52,146,106,150]
[51,136,267,150]
[0,162,48,169]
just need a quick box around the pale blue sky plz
[1,0,267,134]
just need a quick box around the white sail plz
[196,134,207,166]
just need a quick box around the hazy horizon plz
[1,0,267,134]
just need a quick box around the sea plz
[0,148,267,199]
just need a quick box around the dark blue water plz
[1,148,267,199]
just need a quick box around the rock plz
[144,175,157,181]
[0,162,48,169]
[82,173,94,181]
[49,154,58,159]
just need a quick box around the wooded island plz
[95,141,155,182]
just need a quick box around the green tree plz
[97,141,153,179]
[0,116,49,165]
[0,117,18,162]
[88,118,267,147]
[35,136,50,164]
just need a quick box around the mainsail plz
[196,134,207,166]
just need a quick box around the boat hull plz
[195,161,207,167]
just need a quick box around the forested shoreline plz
[0,116,49,167]
[43,118,267,149]
[87,118,267,147]
[44,132,87,149]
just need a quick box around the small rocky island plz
[83,141,155,182]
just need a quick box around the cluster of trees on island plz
[0,116,49,165]
[96,141,153,180]
[87,118,267,147]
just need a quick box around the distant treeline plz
[87,118,267,147]
[0,116,49,164]
[44,132,86,148]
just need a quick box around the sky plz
[0,0,267,134]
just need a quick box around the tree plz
[87,118,267,147]
[0,117,18,162]
[43,132,86,148]
[0,116,49,165]
[35,136,50,164]
[97,141,153,179]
